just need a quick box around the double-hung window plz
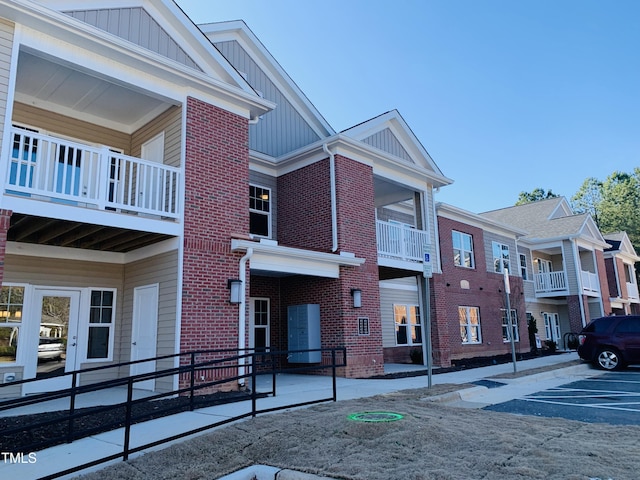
[502,309,519,342]
[492,242,510,273]
[249,185,271,238]
[519,254,528,280]
[87,290,115,360]
[0,286,24,364]
[459,306,481,344]
[394,304,422,346]
[452,231,474,268]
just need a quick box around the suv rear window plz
[583,317,615,333]
[614,317,640,333]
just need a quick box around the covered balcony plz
[376,220,428,263]
[534,271,568,295]
[6,127,180,220]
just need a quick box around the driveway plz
[485,367,640,425]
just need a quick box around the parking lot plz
[485,367,640,425]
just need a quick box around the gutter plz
[238,247,253,386]
[322,143,339,252]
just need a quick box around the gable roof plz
[341,110,451,184]
[603,232,640,261]
[199,20,335,158]
[480,197,609,247]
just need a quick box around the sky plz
[178,0,640,213]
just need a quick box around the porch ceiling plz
[7,214,172,253]
[15,50,175,132]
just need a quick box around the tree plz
[598,169,640,251]
[571,177,603,227]
[515,188,559,206]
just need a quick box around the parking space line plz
[522,397,640,413]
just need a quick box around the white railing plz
[581,270,600,293]
[534,271,567,294]
[376,220,429,262]
[5,127,180,219]
[626,282,639,300]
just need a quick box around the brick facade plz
[432,216,528,367]
[595,250,611,316]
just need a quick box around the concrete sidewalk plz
[0,352,594,480]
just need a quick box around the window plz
[394,305,422,346]
[492,242,510,273]
[0,286,24,364]
[249,185,271,237]
[252,298,270,352]
[502,309,519,342]
[519,254,528,280]
[452,231,474,268]
[87,290,115,360]
[459,306,481,344]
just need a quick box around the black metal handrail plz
[0,347,347,479]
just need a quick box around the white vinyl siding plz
[379,278,419,348]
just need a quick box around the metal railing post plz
[251,354,257,417]
[271,352,277,397]
[123,376,134,461]
[331,349,337,402]
[189,352,196,412]
[67,372,78,443]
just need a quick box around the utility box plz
[287,304,321,363]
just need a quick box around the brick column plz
[180,98,249,387]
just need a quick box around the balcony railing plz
[581,270,600,294]
[627,282,639,300]
[534,271,567,294]
[5,127,180,219]
[376,220,429,262]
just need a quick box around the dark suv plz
[578,315,640,370]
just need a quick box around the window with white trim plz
[394,304,422,346]
[87,290,115,360]
[459,306,481,344]
[519,254,528,280]
[492,241,510,273]
[452,231,474,268]
[0,286,24,364]
[501,309,519,342]
[249,185,271,238]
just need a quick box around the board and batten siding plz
[379,277,420,348]
[65,8,201,72]
[0,19,14,152]
[362,128,413,163]
[132,105,182,167]
[13,102,131,154]
[214,40,320,157]
[123,250,178,393]
[249,170,277,240]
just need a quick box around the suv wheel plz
[595,348,623,370]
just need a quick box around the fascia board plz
[436,202,528,237]
[5,1,274,119]
[274,135,453,188]
[199,21,335,138]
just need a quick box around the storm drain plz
[347,412,404,422]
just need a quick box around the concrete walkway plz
[0,352,594,480]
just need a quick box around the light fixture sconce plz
[351,288,362,308]
[228,279,242,304]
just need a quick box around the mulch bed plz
[0,390,258,454]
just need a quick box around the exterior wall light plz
[351,288,362,308]
[228,279,242,304]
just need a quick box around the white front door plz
[543,312,561,344]
[130,284,159,391]
[24,289,81,394]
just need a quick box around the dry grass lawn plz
[78,383,639,480]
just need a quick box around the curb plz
[422,362,593,404]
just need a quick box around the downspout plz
[572,239,587,328]
[238,247,253,386]
[323,143,339,252]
